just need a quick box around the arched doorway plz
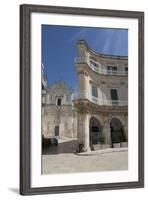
[110,118,127,144]
[89,117,102,149]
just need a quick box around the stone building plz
[42,81,77,138]
[42,40,128,152]
[73,40,128,152]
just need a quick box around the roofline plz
[47,81,74,92]
[77,40,128,60]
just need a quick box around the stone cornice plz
[78,40,128,61]
[73,99,128,114]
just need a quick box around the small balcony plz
[74,93,127,106]
[91,97,127,106]
[102,99,128,106]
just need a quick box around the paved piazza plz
[42,139,128,174]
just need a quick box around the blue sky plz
[42,25,128,92]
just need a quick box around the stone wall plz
[42,105,77,138]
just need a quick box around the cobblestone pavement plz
[42,148,128,174]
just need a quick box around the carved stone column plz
[77,110,90,152]
[78,71,89,99]
[102,117,112,148]
[103,125,112,146]
[84,113,91,151]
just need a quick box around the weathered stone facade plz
[42,40,128,152]
[42,81,77,138]
[73,40,128,152]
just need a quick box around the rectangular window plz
[110,89,118,105]
[57,98,62,106]
[92,85,98,98]
[55,126,59,136]
[107,66,117,74]
[125,67,128,75]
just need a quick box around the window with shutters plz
[110,89,118,105]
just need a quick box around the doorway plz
[110,118,126,144]
[89,117,102,146]
[55,125,59,136]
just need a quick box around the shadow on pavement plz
[42,139,77,155]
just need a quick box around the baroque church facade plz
[42,81,77,139]
[42,40,128,152]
